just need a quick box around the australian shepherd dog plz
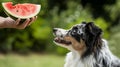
[53,22,120,67]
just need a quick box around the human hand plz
[0,16,37,29]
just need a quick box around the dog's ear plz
[85,22,102,36]
[82,22,102,57]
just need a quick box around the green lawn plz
[0,53,65,67]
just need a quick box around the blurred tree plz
[109,23,120,57]
[48,0,120,27]
[0,0,119,55]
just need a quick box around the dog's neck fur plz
[64,39,120,67]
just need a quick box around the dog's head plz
[53,22,102,57]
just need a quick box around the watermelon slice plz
[2,2,41,19]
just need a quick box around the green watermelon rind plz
[2,2,41,19]
[4,10,18,20]
[4,10,27,23]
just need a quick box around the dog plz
[53,22,120,67]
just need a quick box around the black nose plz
[53,28,57,32]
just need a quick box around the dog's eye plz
[71,29,78,35]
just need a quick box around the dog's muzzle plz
[53,28,72,45]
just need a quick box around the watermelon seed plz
[16,10,19,12]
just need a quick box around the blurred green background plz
[0,0,120,67]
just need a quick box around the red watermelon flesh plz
[2,2,41,19]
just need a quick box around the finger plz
[15,18,21,25]
[28,16,37,25]
[35,16,37,20]
[6,17,13,20]
[31,17,35,23]
[28,17,34,26]
[31,16,37,22]
[18,18,30,29]
[6,17,15,23]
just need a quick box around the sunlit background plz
[0,0,120,67]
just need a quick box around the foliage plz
[109,23,120,57]
[0,54,64,67]
[0,0,120,55]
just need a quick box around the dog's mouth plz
[54,37,72,45]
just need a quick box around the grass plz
[0,48,119,67]
[0,53,65,67]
